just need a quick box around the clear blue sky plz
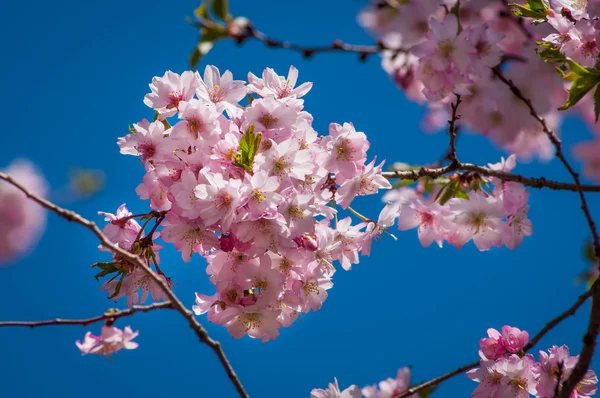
[0,1,598,397]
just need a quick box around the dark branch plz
[395,283,595,397]
[0,172,249,398]
[492,66,600,398]
[193,18,398,62]
[448,94,462,166]
[382,164,600,192]
[0,302,173,328]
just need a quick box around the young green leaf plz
[558,75,600,111]
[211,0,229,21]
[194,1,210,19]
[594,83,600,122]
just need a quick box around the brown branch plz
[395,361,480,398]
[0,302,173,328]
[492,66,600,398]
[382,164,600,192]
[0,172,249,398]
[193,18,394,62]
[558,281,600,397]
[395,283,595,397]
[448,94,462,165]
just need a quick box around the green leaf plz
[189,26,226,69]
[536,42,566,64]
[559,75,600,111]
[594,84,600,123]
[211,0,229,20]
[391,179,417,189]
[566,59,596,77]
[194,1,210,19]
[455,189,469,200]
[232,125,261,174]
[436,180,458,206]
[450,1,462,34]
[418,384,438,398]
[92,261,118,279]
[108,274,125,299]
[585,241,599,264]
[246,94,255,106]
[509,0,547,19]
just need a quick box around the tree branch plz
[382,164,600,192]
[395,282,595,397]
[447,94,462,166]
[491,66,600,398]
[193,18,393,62]
[0,302,173,328]
[0,172,249,398]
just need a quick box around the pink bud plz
[219,233,235,252]
[302,235,318,252]
[500,325,529,353]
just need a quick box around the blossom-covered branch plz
[0,171,249,398]
[382,164,600,192]
[0,302,173,328]
[492,66,600,260]
[490,66,600,398]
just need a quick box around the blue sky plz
[0,0,598,397]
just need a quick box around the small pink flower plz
[76,325,139,356]
[144,70,198,117]
[311,378,361,398]
[321,122,370,179]
[500,325,529,353]
[480,328,506,360]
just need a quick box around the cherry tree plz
[2,0,600,397]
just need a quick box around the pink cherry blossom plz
[501,325,529,353]
[196,65,246,117]
[321,122,370,179]
[0,159,48,265]
[144,70,198,118]
[311,378,361,398]
[362,367,417,398]
[248,65,313,100]
[76,325,139,356]
[480,328,506,360]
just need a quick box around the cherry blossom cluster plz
[0,159,48,265]
[311,367,416,398]
[101,65,393,342]
[358,0,571,161]
[76,324,139,356]
[310,325,599,397]
[95,204,169,306]
[385,155,533,251]
[468,325,598,397]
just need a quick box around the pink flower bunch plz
[359,1,565,161]
[387,155,533,251]
[311,367,417,398]
[96,204,169,307]
[468,325,598,397]
[543,6,599,67]
[0,159,48,265]
[113,65,392,341]
[76,325,139,356]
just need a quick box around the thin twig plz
[558,281,600,397]
[396,283,594,397]
[382,164,600,192]
[193,18,397,62]
[0,172,249,398]
[448,94,462,165]
[0,302,173,328]
[492,66,600,398]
